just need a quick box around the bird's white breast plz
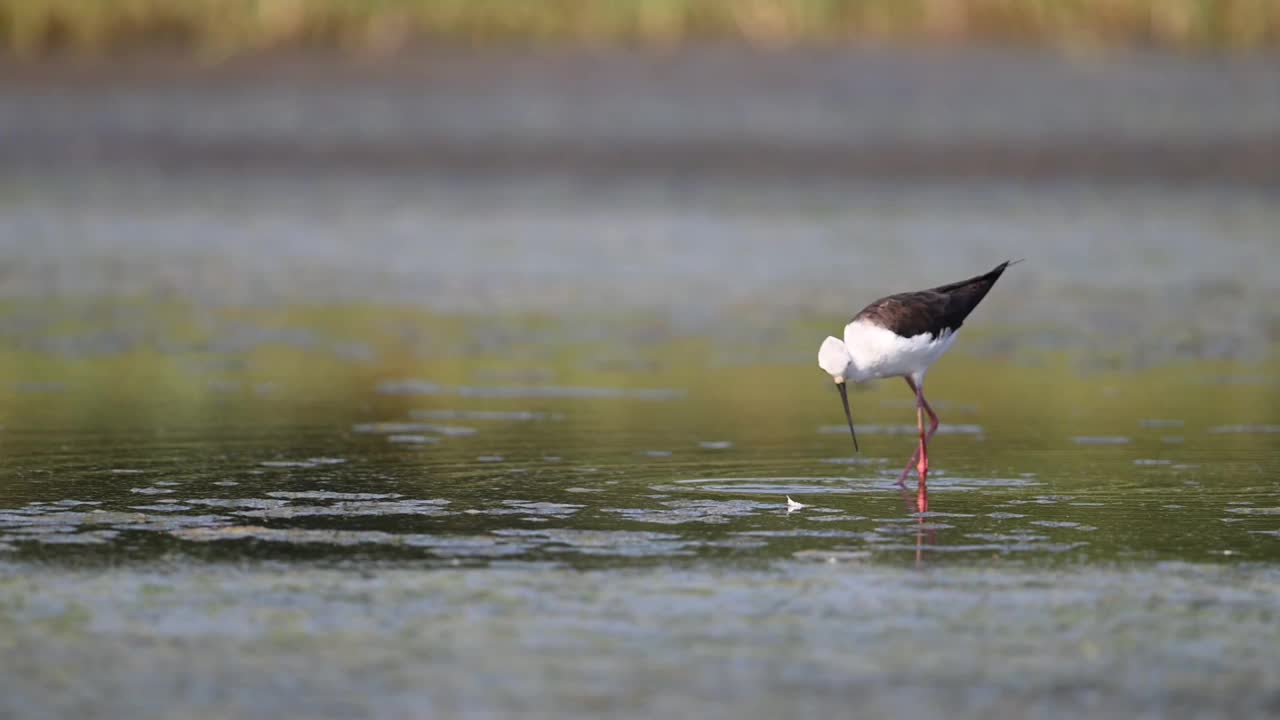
[843,319,957,383]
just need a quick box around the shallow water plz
[0,306,1276,567]
[1,49,1279,719]
[0,278,1276,719]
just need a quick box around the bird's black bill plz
[836,381,859,453]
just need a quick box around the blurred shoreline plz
[2,48,1279,182]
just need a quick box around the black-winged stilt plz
[817,260,1017,511]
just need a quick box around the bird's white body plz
[818,320,958,385]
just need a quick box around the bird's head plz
[817,336,858,452]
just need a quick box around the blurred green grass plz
[0,0,1277,57]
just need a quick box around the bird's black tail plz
[931,260,1019,325]
[930,260,1018,295]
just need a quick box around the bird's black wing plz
[852,261,1013,339]
[852,290,957,339]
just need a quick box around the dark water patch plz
[804,514,868,523]
[736,529,869,539]
[1209,424,1280,434]
[172,526,400,546]
[873,541,1089,554]
[378,381,684,400]
[904,476,1044,490]
[237,500,451,520]
[965,531,1050,543]
[665,477,887,496]
[259,457,347,469]
[452,384,688,400]
[409,409,560,421]
[385,434,437,444]
[352,422,477,436]
[398,535,533,558]
[171,530,469,558]
[1002,496,1070,506]
[879,398,979,413]
[374,379,442,395]
[266,491,401,501]
[0,510,147,528]
[818,457,890,466]
[819,424,983,436]
[1197,375,1273,386]
[7,525,84,535]
[461,500,581,518]
[791,549,872,562]
[186,498,293,509]
[113,515,236,532]
[500,500,582,517]
[603,499,771,525]
[493,528,691,557]
[871,522,955,534]
[24,530,121,545]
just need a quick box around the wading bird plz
[817,261,1017,512]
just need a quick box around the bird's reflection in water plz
[897,483,936,566]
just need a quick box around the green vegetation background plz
[2,0,1277,57]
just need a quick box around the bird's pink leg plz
[896,377,940,486]
[915,385,929,513]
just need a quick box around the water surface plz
[1,49,1278,719]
